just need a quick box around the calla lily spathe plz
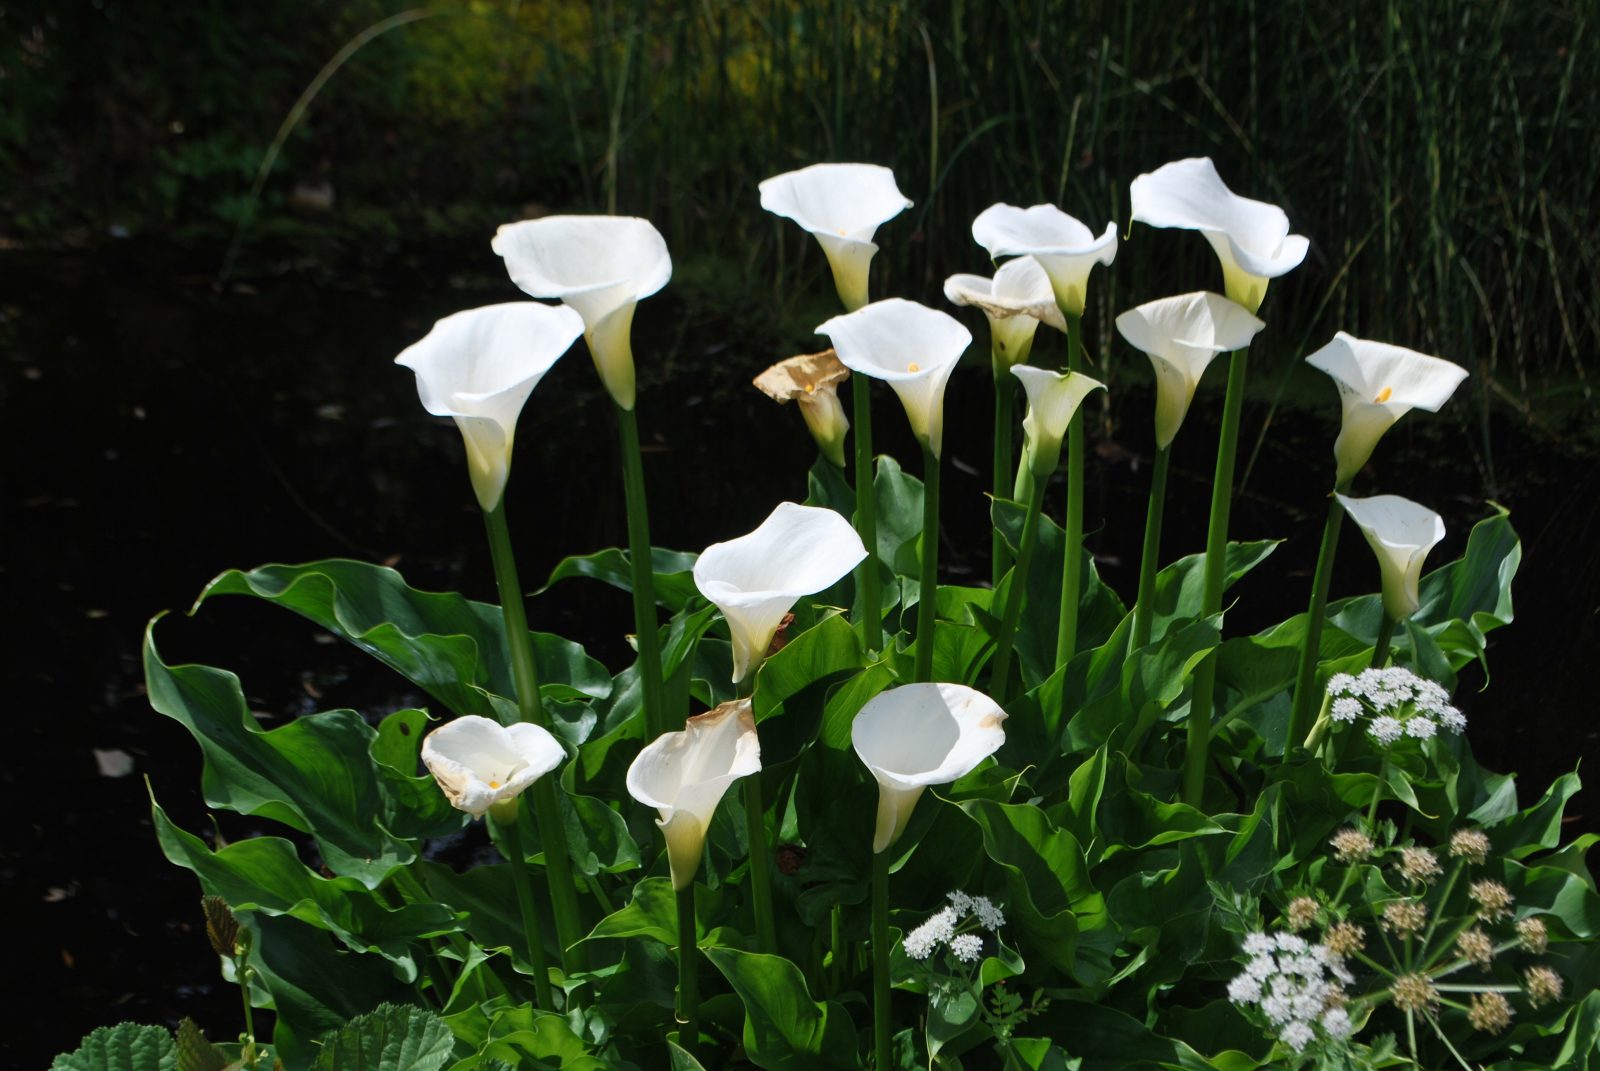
[1114,292,1265,450]
[943,256,1065,368]
[420,715,566,818]
[396,302,586,510]
[626,699,762,889]
[491,215,672,410]
[752,350,852,467]
[758,163,912,312]
[851,683,1007,853]
[1306,332,1470,486]
[1011,366,1106,478]
[694,502,867,683]
[816,299,972,458]
[1128,158,1309,313]
[970,204,1118,317]
[1334,493,1446,620]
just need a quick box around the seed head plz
[1524,965,1563,1007]
[1382,900,1429,937]
[1286,896,1320,932]
[1456,928,1494,968]
[1449,829,1490,866]
[1469,879,1515,921]
[1391,972,1437,1012]
[1331,828,1375,864]
[1398,846,1442,886]
[1323,922,1365,958]
[1516,917,1549,953]
[1467,992,1513,1034]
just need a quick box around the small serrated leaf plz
[308,1002,453,1071]
[174,1019,228,1071]
[49,1022,177,1071]
[201,896,239,957]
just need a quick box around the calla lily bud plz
[1129,157,1309,313]
[970,204,1118,317]
[420,715,567,818]
[1011,365,1106,478]
[694,501,867,683]
[753,350,852,467]
[626,699,763,889]
[851,683,1007,854]
[758,163,913,311]
[943,256,1066,369]
[396,302,586,511]
[1114,292,1265,450]
[816,299,972,459]
[1306,332,1469,486]
[1334,493,1446,621]
[491,215,672,410]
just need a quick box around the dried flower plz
[1517,917,1549,954]
[1331,828,1376,863]
[1467,992,1513,1034]
[1398,847,1443,886]
[1456,928,1495,968]
[1525,965,1563,1007]
[1383,900,1429,937]
[1449,829,1490,866]
[1323,922,1365,958]
[1391,972,1438,1013]
[1469,879,1515,921]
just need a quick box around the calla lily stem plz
[991,476,1047,705]
[991,355,1016,586]
[1182,347,1249,806]
[616,405,668,739]
[481,503,587,974]
[1130,446,1172,652]
[676,883,700,1059]
[871,849,891,1071]
[1371,613,1397,670]
[915,440,943,682]
[853,375,882,653]
[743,772,779,955]
[1056,311,1086,669]
[491,804,555,1010]
[1287,490,1350,748]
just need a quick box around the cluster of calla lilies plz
[393,156,1469,1061]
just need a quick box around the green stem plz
[853,374,882,653]
[492,806,555,1010]
[915,440,942,682]
[1181,347,1249,806]
[743,774,779,955]
[991,355,1016,587]
[1371,613,1397,669]
[616,404,667,739]
[481,504,587,974]
[991,477,1047,705]
[1130,446,1171,652]
[1055,311,1086,669]
[1288,491,1348,747]
[871,850,891,1071]
[235,952,259,1069]
[676,883,700,1059]
[828,902,845,997]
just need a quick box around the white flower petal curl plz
[943,256,1065,367]
[693,502,867,683]
[1335,493,1446,621]
[759,163,912,311]
[420,715,566,818]
[1010,366,1106,477]
[970,204,1117,316]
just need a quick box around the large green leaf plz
[1143,541,1279,645]
[464,1005,614,1070]
[50,1024,176,1071]
[704,947,859,1070]
[541,545,701,612]
[370,708,468,840]
[752,612,861,724]
[309,1003,454,1071]
[145,618,418,885]
[874,455,925,579]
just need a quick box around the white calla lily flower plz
[758,163,913,311]
[944,256,1065,369]
[491,215,672,410]
[396,302,586,510]
[851,683,1007,854]
[420,715,566,818]
[970,204,1118,317]
[752,349,852,467]
[1129,157,1309,313]
[1306,332,1470,486]
[816,299,972,458]
[1334,494,1446,621]
[694,502,867,683]
[1010,366,1106,478]
[626,699,763,889]
[1114,292,1265,450]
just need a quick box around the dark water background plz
[5,235,1596,1066]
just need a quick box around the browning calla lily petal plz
[491,215,672,410]
[970,204,1118,317]
[395,302,586,510]
[420,715,566,818]
[626,699,762,889]
[1306,332,1469,485]
[694,501,866,683]
[1010,365,1106,478]
[758,163,912,311]
[1129,157,1309,312]
[851,683,1007,854]
[816,299,972,458]
[752,350,852,467]
[1335,493,1446,620]
[943,256,1066,368]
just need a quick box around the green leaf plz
[874,456,925,579]
[1145,541,1279,645]
[668,1040,710,1070]
[704,947,859,1069]
[541,545,701,612]
[50,1024,176,1071]
[145,617,417,885]
[309,1002,454,1071]
[753,612,861,724]
[584,877,722,946]
[370,708,467,840]
[173,1020,227,1071]
[467,1004,613,1070]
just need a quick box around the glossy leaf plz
[704,947,858,1070]
[542,545,701,612]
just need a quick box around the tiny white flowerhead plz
[971,203,1118,316]
[1369,715,1405,746]
[949,933,983,963]
[1335,493,1447,621]
[759,163,912,312]
[420,715,566,818]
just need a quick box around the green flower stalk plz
[488,798,556,1010]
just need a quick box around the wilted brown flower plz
[1383,900,1429,937]
[1331,827,1376,863]
[1449,828,1491,865]
[752,350,852,467]
[1469,879,1515,921]
[1467,992,1513,1033]
[1516,917,1549,953]
[1399,846,1442,885]
[1323,921,1366,957]
[1456,928,1494,968]
[1286,896,1319,932]
[1525,965,1563,1007]
[1391,972,1438,1012]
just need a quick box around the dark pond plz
[6,237,1596,1066]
